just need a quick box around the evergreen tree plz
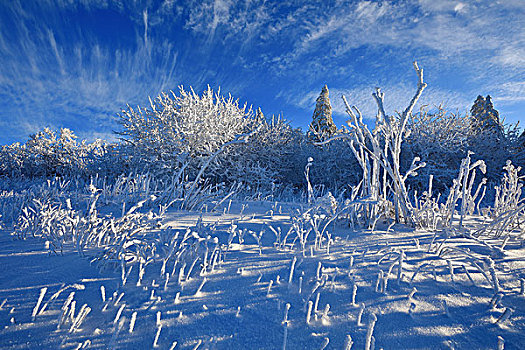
[469,95,504,136]
[468,95,509,180]
[309,85,337,142]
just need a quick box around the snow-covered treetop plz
[309,85,337,142]
[470,95,503,135]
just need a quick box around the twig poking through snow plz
[381,275,389,294]
[283,303,291,324]
[321,304,330,323]
[365,314,378,350]
[351,283,358,306]
[314,293,321,319]
[447,260,455,282]
[498,336,504,350]
[195,278,207,296]
[344,335,353,350]
[357,303,365,326]
[489,292,503,310]
[114,292,125,306]
[494,307,513,325]
[282,323,288,350]
[69,304,91,333]
[306,300,313,324]
[316,262,322,281]
[408,287,417,300]
[32,287,47,321]
[375,271,383,293]
[288,256,297,286]
[129,311,137,333]
[319,337,329,350]
[153,326,162,348]
[267,280,273,296]
[113,304,125,325]
[164,273,170,291]
[57,292,75,330]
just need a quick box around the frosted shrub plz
[492,161,523,217]
[118,86,297,204]
[440,152,487,229]
[306,139,361,192]
[467,129,512,184]
[319,62,427,226]
[0,128,119,178]
[472,161,524,239]
[117,86,259,177]
[213,112,304,191]
[289,191,341,255]
[404,107,470,193]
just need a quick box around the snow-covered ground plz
[1,200,524,349]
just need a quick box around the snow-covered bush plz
[405,97,518,194]
[0,177,77,229]
[18,128,85,177]
[209,111,305,191]
[0,128,124,179]
[471,161,524,240]
[12,184,214,283]
[404,107,470,193]
[117,86,260,177]
[467,130,512,184]
[304,139,361,193]
[492,160,523,217]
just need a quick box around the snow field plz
[0,200,524,349]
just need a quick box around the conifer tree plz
[309,85,337,142]
[469,95,504,136]
[468,95,509,180]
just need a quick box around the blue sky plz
[0,0,523,144]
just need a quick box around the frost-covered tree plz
[117,86,263,180]
[316,62,428,225]
[24,128,81,176]
[467,95,510,181]
[0,128,119,178]
[470,95,504,136]
[309,85,337,142]
[511,129,525,168]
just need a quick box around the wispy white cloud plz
[492,81,525,103]
[0,0,523,143]
[0,0,184,143]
